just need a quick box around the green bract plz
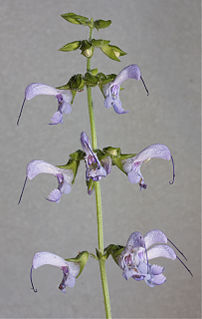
[94,19,112,30]
[61,12,91,27]
[91,39,110,48]
[66,251,89,278]
[59,41,81,52]
[57,150,85,184]
[101,44,127,61]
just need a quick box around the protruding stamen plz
[17,97,26,126]
[167,238,187,261]
[169,155,175,184]
[176,255,193,277]
[30,266,38,293]
[140,76,149,96]
[18,176,28,205]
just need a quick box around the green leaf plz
[91,39,110,48]
[94,19,112,30]
[61,12,91,26]
[100,44,120,61]
[59,41,81,52]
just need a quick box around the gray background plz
[0,0,201,318]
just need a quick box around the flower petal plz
[60,180,72,194]
[112,99,128,114]
[150,264,164,275]
[49,111,63,125]
[114,64,141,86]
[104,95,113,109]
[25,83,58,100]
[145,274,166,287]
[27,160,60,180]
[32,252,67,269]
[47,189,61,203]
[126,232,145,249]
[144,230,168,249]
[134,144,171,163]
[127,169,142,184]
[147,245,176,261]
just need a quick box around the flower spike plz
[17,83,72,125]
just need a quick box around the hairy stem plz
[86,23,112,319]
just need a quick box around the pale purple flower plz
[122,144,175,189]
[80,132,108,182]
[17,83,72,125]
[118,230,176,287]
[103,64,149,114]
[18,160,73,204]
[31,252,80,293]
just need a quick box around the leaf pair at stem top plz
[59,12,126,61]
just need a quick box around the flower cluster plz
[17,65,148,125]
[18,132,174,204]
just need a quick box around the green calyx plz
[66,251,89,278]
[57,71,116,92]
[57,150,85,184]
[103,146,136,173]
[104,244,124,264]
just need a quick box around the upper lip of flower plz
[18,160,73,204]
[103,64,149,114]
[17,83,72,126]
[122,144,175,189]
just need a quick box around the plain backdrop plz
[0,0,201,318]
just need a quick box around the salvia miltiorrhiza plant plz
[17,12,192,318]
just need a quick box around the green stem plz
[86,24,112,319]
